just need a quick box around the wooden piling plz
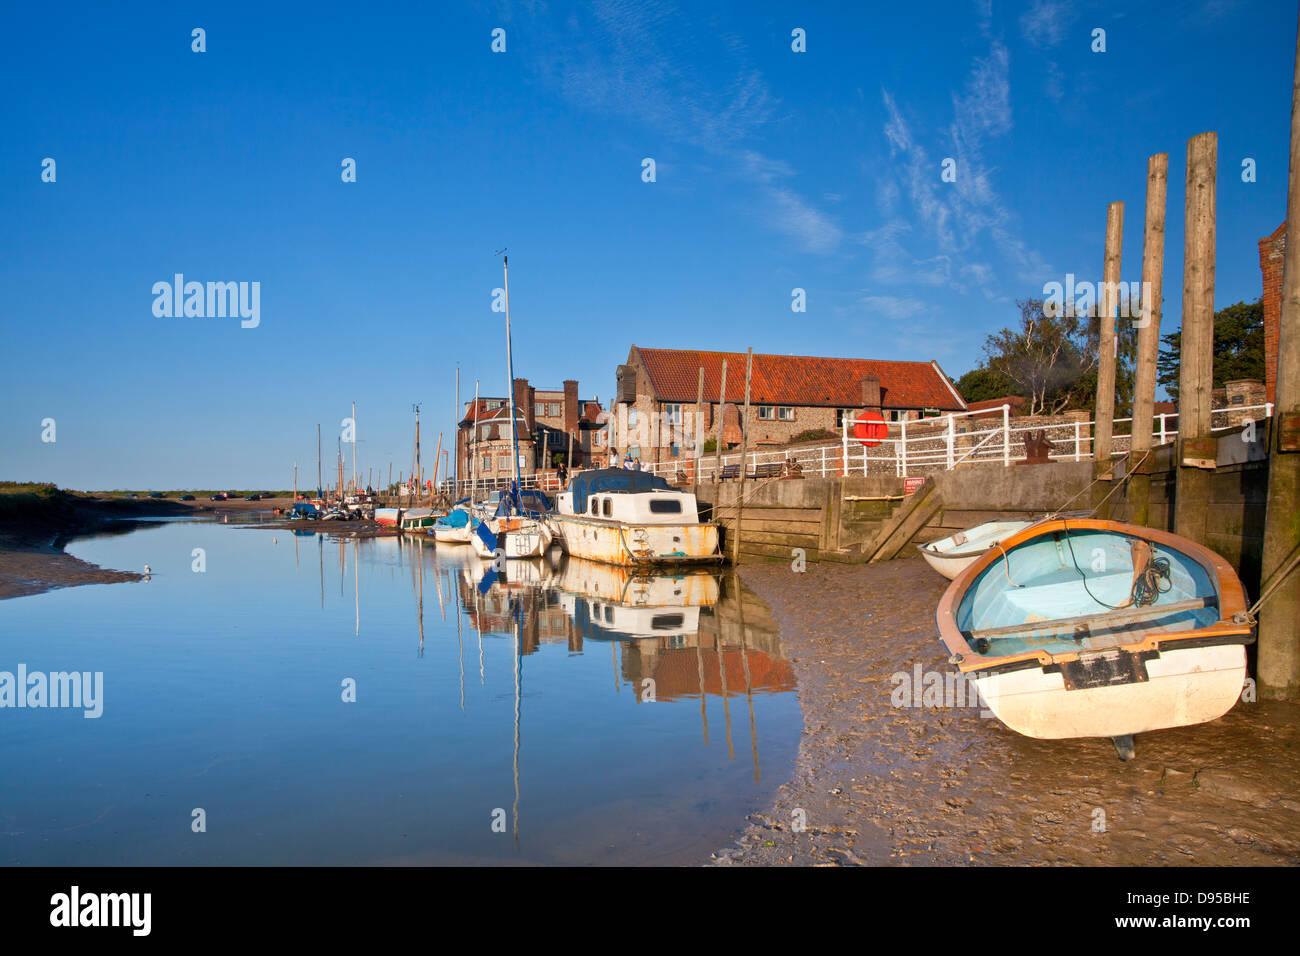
[1259,16,1300,701]
[732,348,754,564]
[1092,201,1124,515]
[1174,131,1218,546]
[713,359,728,483]
[1129,153,1169,527]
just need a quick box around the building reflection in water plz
[435,551,796,786]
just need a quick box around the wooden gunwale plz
[936,518,1253,675]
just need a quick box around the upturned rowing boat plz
[918,519,1036,579]
[935,517,1254,759]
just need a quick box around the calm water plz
[0,517,799,865]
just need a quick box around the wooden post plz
[713,359,728,483]
[732,348,753,564]
[1259,17,1300,701]
[693,366,705,485]
[1129,153,1169,528]
[1093,201,1124,513]
[1174,132,1217,546]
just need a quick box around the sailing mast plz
[351,400,357,496]
[471,379,480,503]
[503,254,522,513]
[413,404,422,507]
[317,424,322,499]
[454,366,460,500]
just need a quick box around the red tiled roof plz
[633,347,965,411]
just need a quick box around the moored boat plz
[548,468,722,567]
[373,507,401,528]
[433,507,474,544]
[918,519,1036,579]
[935,517,1254,759]
[399,507,441,534]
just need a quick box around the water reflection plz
[3,520,800,865]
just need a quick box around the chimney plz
[1259,222,1286,406]
[564,379,579,437]
[859,374,882,412]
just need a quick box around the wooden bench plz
[749,462,784,480]
[720,464,741,481]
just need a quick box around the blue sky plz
[1,0,1294,488]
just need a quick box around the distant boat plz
[918,519,1036,579]
[548,468,722,567]
[935,517,1254,760]
[374,507,401,528]
[400,507,441,534]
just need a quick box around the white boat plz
[374,507,401,528]
[472,515,553,560]
[432,507,475,544]
[935,518,1254,759]
[918,519,1036,579]
[548,468,721,567]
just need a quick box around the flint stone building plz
[611,346,967,465]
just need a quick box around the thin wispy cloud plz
[874,7,1052,303]
[1020,0,1073,49]
[521,0,842,254]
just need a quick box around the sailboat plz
[471,253,553,562]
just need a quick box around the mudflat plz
[714,558,1300,866]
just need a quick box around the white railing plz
[592,403,1276,483]
[442,403,1274,493]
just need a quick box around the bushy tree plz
[1157,299,1265,399]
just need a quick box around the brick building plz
[1259,221,1286,405]
[456,378,605,485]
[611,346,966,465]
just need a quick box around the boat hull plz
[549,515,721,566]
[973,643,1246,739]
[936,517,1254,742]
[918,519,1035,580]
[374,508,400,528]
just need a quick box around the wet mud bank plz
[713,558,1300,866]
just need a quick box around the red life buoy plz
[852,412,888,447]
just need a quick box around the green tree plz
[982,299,1101,415]
[1157,299,1265,399]
[954,365,1016,404]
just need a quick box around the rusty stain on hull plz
[550,515,722,567]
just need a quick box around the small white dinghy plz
[918,520,1036,580]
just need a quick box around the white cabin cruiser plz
[549,469,722,567]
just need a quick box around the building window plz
[758,405,774,420]
[669,443,681,457]
[535,402,545,417]
[481,456,491,471]
[518,453,527,470]
[664,403,682,425]
[778,406,794,421]
[629,445,640,460]
[549,402,561,416]
[889,409,902,422]
[498,455,510,471]
[628,408,638,427]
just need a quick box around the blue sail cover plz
[495,488,552,518]
[435,508,470,529]
[568,468,673,514]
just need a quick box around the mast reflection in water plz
[0,519,800,866]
